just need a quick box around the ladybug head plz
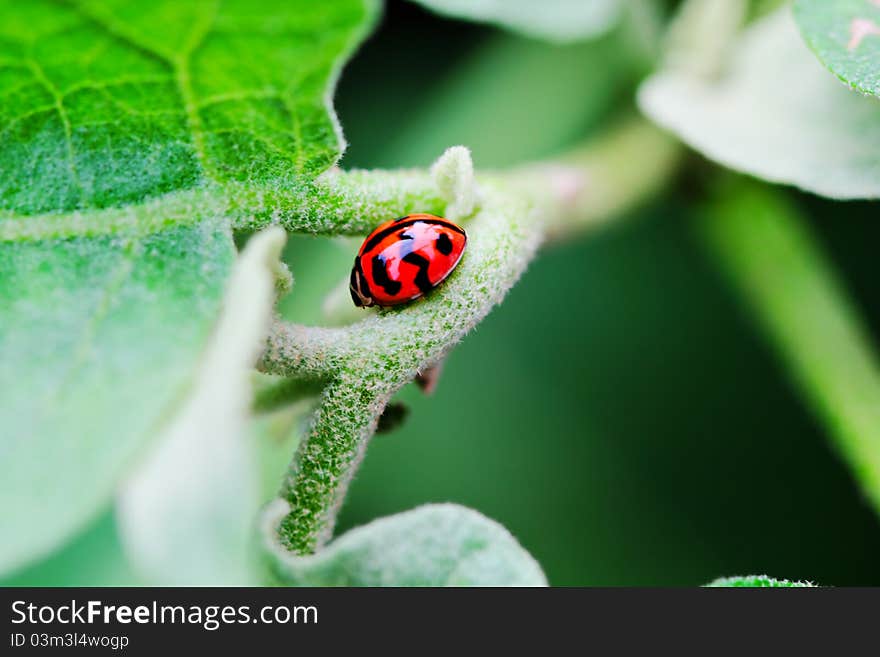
[349,258,374,308]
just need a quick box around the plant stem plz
[263,187,542,553]
[277,378,389,553]
[260,118,682,554]
[700,179,880,517]
[530,116,681,241]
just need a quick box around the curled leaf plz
[116,227,286,585]
[0,221,234,576]
[262,500,547,586]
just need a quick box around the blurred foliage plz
[304,1,880,586]
[706,575,815,587]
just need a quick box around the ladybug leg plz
[415,359,446,395]
[376,402,410,435]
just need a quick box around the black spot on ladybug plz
[371,254,402,296]
[401,251,433,295]
[435,231,453,256]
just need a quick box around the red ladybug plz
[350,213,467,308]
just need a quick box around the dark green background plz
[323,2,880,586]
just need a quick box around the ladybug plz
[350,213,467,308]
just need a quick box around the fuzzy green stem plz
[264,187,542,553]
[277,379,389,552]
[260,119,680,554]
[0,170,447,243]
[225,170,449,236]
[260,117,681,554]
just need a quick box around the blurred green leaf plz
[116,228,285,585]
[1,511,139,586]
[262,501,547,586]
[662,0,746,77]
[795,0,880,98]
[639,9,880,199]
[252,405,307,503]
[749,0,787,21]
[706,575,816,587]
[700,179,880,520]
[362,28,643,169]
[0,0,380,579]
[0,0,378,216]
[0,221,234,576]
[406,0,622,43]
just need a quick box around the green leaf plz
[706,575,816,587]
[0,0,379,578]
[662,0,747,78]
[252,403,307,503]
[116,228,285,585]
[1,510,139,586]
[406,0,622,43]
[262,501,548,586]
[794,0,880,98]
[0,220,235,575]
[639,8,880,199]
[699,179,880,520]
[0,0,378,216]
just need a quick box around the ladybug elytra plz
[350,213,467,308]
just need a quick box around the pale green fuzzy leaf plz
[0,220,235,576]
[116,228,285,585]
[795,0,880,98]
[406,0,622,43]
[639,9,880,199]
[700,179,880,520]
[0,0,377,218]
[706,575,816,587]
[262,501,547,586]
